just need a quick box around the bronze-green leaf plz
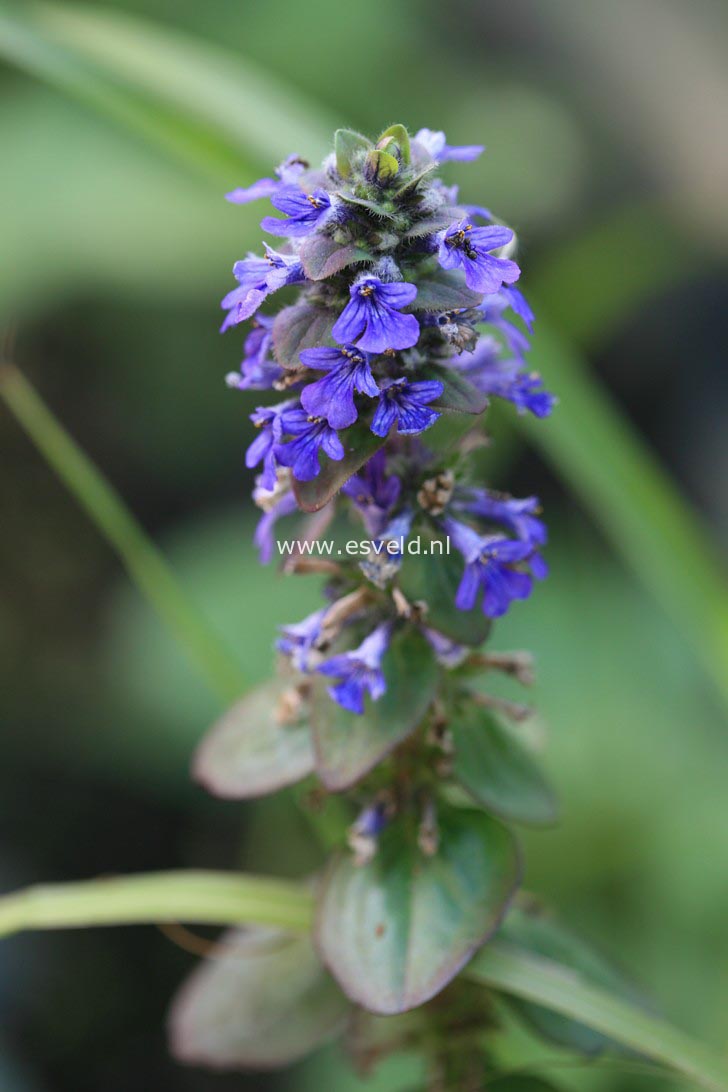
[451,702,558,827]
[272,302,336,368]
[315,807,521,1013]
[299,234,371,281]
[169,927,348,1069]
[311,628,438,790]
[193,679,315,799]
[293,422,387,513]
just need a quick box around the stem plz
[0,871,313,938]
[0,363,246,703]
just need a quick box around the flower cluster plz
[219,124,553,719]
[183,127,559,1074]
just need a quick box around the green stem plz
[0,871,313,938]
[0,363,246,703]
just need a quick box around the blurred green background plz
[1,0,727,1089]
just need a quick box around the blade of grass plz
[0,871,313,938]
[1,871,727,1092]
[0,1,333,184]
[520,321,728,708]
[0,363,246,703]
[471,942,728,1092]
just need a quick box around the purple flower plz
[253,488,297,563]
[277,607,329,672]
[413,128,484,163]
[342,449,401,536]
[225,155,306,204]
[438,220,520,294]
[299,346,379,429]
[332,275,420,354]
[261,186,332,238]
[455,489,547,546]
[318,623,391,715]
[220,245,304,332]
[225,316,283,391]
[370,378,443,437]
[275,407,345,481]
[480,286,535,358]
[443,518,543,618]
[246,402,293,491]
[451,339,555,418]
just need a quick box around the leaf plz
[311,628,438,791]
[273,302,336,369]
[299,234,371,281]
[399,530,492,646]
[422,363,488,415]
[334,128,371,178]
[192,679,315,799]
[315,807,521,1014]
[293,422,387,513]
[498,905,640,1056]
[169,927,349,1069]
[377,123,411,165]
[335,191,398,221]
[407,274,483,312]
[402,213,453,239]
[450,703,558,827]
[393,163,438,200]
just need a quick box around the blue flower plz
[253,487,297,563]
[455,489,547,546]
[451,339,555,418]
[225,155,306,204]
[443,518,544,618]
[220,245,305,332]
[438,220,520,294]
[260,186,332,238]
[245,402,293,491]
[275,407,345,481]
[299,346,379,429]
[317,624,391,715]
[225,316,283,391]
[480,286,534,358]
[332,275,420,354]
[342,449,401,536]
[413,129,484,163]
[277,607,329,672]
[370,378,443,437]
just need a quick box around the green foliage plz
[311,629,438,791]
[450,703,558,827]
[169,926,348,1068]
[192,678,316,799]
[399,532,492,646]
[315,807,520,1014]
[335,128,372,178]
